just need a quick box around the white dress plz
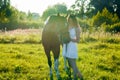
[62,28,78,59]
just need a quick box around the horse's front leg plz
[48,56,52,78]
[54,58,60,77]
[44,48,53,79]
[52,46,61,79]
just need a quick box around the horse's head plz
[43,14,69,44]
[45,14,68,34]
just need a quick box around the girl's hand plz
[71,38,79,43]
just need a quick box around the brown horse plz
[41,14,68,79]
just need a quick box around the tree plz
[19,11,27,21]
[113,0,120,18]
[42,3,67,20]
[89,0,120,18]
[27,11,33,21]
[0,0,10,8]
[0,0,20,30]
[0,0,11,22]
[70,0,91,18]
[42,6,57,20]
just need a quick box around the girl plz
[62,14,83,80]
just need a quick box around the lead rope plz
[65,43,68,53]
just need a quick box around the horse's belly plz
[42,31,60,47]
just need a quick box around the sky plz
[11,0,76,15]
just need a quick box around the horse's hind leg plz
[52,46,61,79]
[44,47,53,78]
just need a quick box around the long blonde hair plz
[67,14,79,28]
[67,14,81,42]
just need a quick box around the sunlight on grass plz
[0,29,120,80]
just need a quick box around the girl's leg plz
[64,57,72,78]
[67,58,83,80]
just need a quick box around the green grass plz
[78,42,120,80]
[0,42,120,80]
[0,29,120,80]
[0,44,49,80]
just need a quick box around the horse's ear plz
[65,14,69,18]
[65,14,68,17]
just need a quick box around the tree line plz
[0,0,120,33]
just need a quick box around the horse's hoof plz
[57,75,62,80]
[50,74,53,80]
[65,67,71,77]
[77,73,83,80]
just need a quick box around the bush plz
[0,20,44,30]
[92,8,119,28]
[17,21,44,29]
[111,22,120,33]
[105,22,120,33]
[78,19,91,32]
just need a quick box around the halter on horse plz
[41,14,68,79]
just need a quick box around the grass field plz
[0,29,120,80]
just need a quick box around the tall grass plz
[80,30,120,43]
[0,29,120,44]
[0,29,42,43]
